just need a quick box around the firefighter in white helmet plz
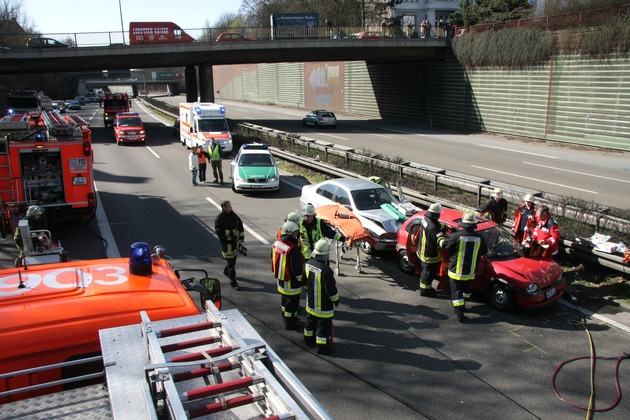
[272,221,305,330]
[416,203,447,297]
[299,203,345,260]
[303,239,339,355]
[441,212,487,323]
[512,193,537,243]
[479,187,508,225]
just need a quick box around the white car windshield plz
[198,119,228,132]
[480,226,520,259]
[239,153,273,166]
[351,187,399,211]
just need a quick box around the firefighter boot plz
[455,307,469,323]
[419,285,436,297]
[316,343,335,355]
[304,334,315,347]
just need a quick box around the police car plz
[230,143,280,193]
[114,112,146,145]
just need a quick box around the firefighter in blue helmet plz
[303,239,340,355]
[441,211,487,322]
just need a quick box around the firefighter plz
[303,239,340,355]
[416,203,447,297]
[13,205,46,251]
[299,203,345,260]
[523,205,560,261]
[441,211,487,322]
[277,210,301,241]
[368,175,391,191]
[272,221,304,330]
[480,187,508,225]
[512,193,537,243]
[209,139,224,183]
[214,200,244,290]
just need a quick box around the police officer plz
[209,139,224,183]
[299,203,345,260]
[272,221,304,330]
[303,239,339,355]
[442,212,487,322]
[214,200,244,290]
[416,203,447,297]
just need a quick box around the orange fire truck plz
[100,92,131,127]
[0,110,96,236]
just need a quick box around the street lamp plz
[119,0,125,44]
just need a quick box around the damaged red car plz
[396,208,566,311]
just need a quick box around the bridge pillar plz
[184,65,198,102]
[199,64,214,103]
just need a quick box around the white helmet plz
[459,211,478,227]
[524,194,534,203]
[311,239,330,258]
[26,205,44,218]
[426,202,442,219]
[282,221,300,235]
[491,187,503,198]
[286,210,300,223]
[303,203,316,216]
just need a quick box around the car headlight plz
[234,173,244,182]
[527,283,539,294]
[269,176,278,182]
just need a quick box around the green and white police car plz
[230,143,281,192]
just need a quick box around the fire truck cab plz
[114,112,146,145]
[0,110,96,235]
[100,92,131,127]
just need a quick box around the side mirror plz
[200,277,221,309]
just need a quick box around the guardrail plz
[141,98,630,274]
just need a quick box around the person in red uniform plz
[523,205,560,261]
[512,194,537,243]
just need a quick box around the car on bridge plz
[27,37,72,48]
[396,208,566,311]
[216,32,254,42]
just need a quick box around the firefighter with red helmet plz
[523,205,560,261]
[272,221,304,330]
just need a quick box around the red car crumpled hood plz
[492,257,562,288]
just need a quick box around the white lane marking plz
[205,197,270,245]
[471,165,598,194]
[316,132,348,140]
[523,161,630,184]
[351,129,394,139]
[146,146,160,158]
[94,186,121,258]
[479,144,558,159]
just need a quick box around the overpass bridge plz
[0,38,449,102]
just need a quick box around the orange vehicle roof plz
[0,257,200,366]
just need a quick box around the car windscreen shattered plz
[351,188,399,211]
[480,226,520,259]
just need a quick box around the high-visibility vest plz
[448,235,482,281]
[209,144,222,161]
[198,152,207,165]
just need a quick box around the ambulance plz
[179,102,233,154]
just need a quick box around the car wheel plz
[486,281,516,312]
[303,119,307,126]
[398,250,416,275]
[360,240,373,255]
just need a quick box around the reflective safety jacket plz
[528,215,560,257]
[305,258,339,318]
[443,228,487,281]
[416,216,446,264]
[512,203,536,242]
[271,236,303,295]
[209,143,222,161]
[214,211,244,259]
[197,150,207,165]
[300,217,342,259]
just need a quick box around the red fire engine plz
[0,110,96,236]
[100,92,131,127]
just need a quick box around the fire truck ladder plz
[102,306,331,420]
[40,111,88,139]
